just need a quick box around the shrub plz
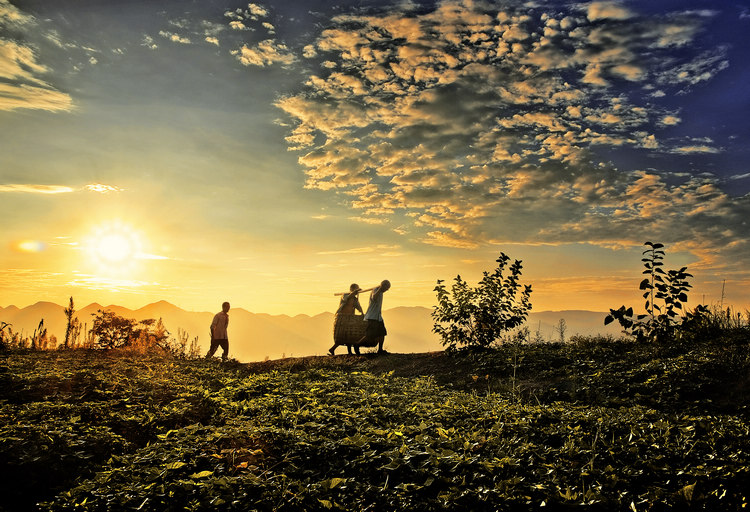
[432,253,532,352]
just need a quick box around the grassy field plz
[1,336,749,511]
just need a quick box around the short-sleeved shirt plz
[211,311,229,340]
[364,286,385,322]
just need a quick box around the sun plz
[96,233,135,263]
[84,221,144,273]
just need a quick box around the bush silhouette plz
[432,253,532,352]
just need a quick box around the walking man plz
[358,280,391,355]
[206,301,230,361]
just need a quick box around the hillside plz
[0,301,621,361]
[1,336,748,511]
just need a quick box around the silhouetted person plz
[357,279,390,355]
[330,283,364,355]
[206,301,230,361]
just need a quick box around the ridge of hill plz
[0,301,621,362]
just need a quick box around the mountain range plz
[0,301,621,362]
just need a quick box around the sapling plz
[605,241,706,342]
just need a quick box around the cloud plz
[142,35,158,50]
[205,36,219,46]
[85,184,123,193]
[232,39,295,67]
[656,49,728,86]
[0,0,32,25]
[65,276,160,292]
[0,4,74,112]
[0,183,123,194]
[0,184,74,194]
[317,244,400,255]
[586,2,633,21]
[248,4,268,18]
[274,0,747,272]
[672,145,720,154]
[159,30,191,44]
[0,81,73,111]
[660,115,681,126]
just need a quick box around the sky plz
[1,0,749,316]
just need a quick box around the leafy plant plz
[432,253,532,352]
[605,242,706,342]
[90,309,169,350]
[1,335,748,512]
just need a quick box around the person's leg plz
[357,321,376,352]
[329,342,339,355]
[219,339,229,361]
[205,339,219,359]
[377,336,385,354]
[346,344,353,354]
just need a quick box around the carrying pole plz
[333,286,376,296]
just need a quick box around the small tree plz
[90,310,170,351]
[91,309,136,349]
[432,253,533,352]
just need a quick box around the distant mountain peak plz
[139,300,180,311]
[32,301,63,308]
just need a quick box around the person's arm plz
[355,297,363,314]
[210,314,219,339]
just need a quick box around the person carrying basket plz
[329,283,364,355]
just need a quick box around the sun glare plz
[97,233,134,263]
[84,221,144,274]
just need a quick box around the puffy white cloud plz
[247,3,268,18]
[232,39,295,67]
[275,0,746,267]
[586,1,632,22]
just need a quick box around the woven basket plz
[333,314,368,345]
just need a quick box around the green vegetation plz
[1,305,200,358]
[2,246,748,510]
[606,242,708,343]
[432,253,532,352]
[1,335,748,511]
